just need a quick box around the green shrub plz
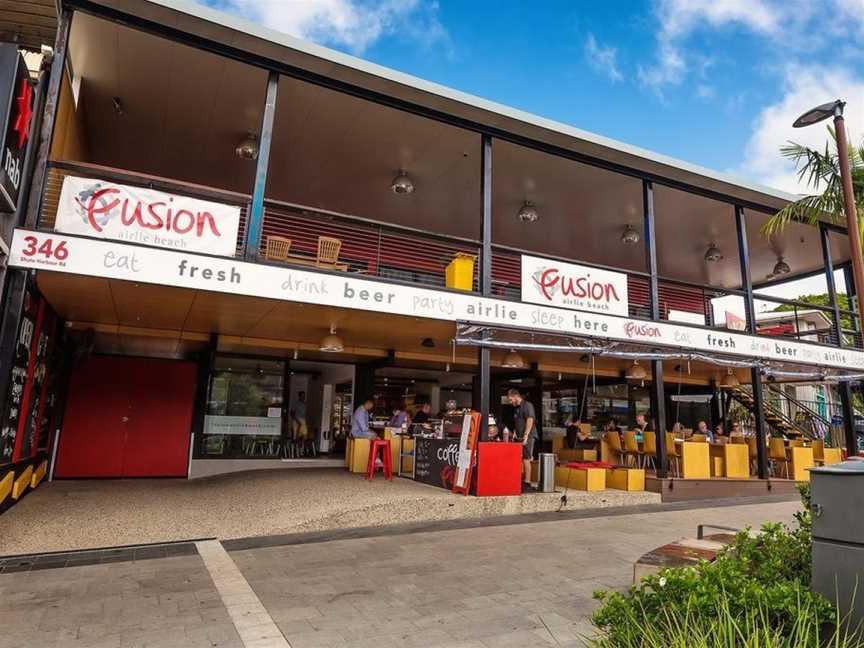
[588,486,861,646]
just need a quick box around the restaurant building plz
[0,0,862,510]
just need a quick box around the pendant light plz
[772,256,790,276]
[390,170,415,194]
[704,243,723,262]
[235,132,259,160]
[517,201,539,223]
[625,360,648,381]
[721,368,740,388]
[319,325,344,352]
[620,224,640,245]
[502,349,525,368]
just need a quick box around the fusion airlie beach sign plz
[521,254,629,317]
[9,228,864,371]
[54,176,241,257]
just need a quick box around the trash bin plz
[538,453,556,493]
[810,459,864,628]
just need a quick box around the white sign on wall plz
[55,176,241,257]
[521,254,629,317]
[203,415,282,437]
[9,228,864,372]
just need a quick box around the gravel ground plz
[0,468,659,555]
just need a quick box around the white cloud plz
[695,84,715,100]
[207,0,447,54]
[585,33,623,82]
[637,0,862,94]
[734,64,864,194]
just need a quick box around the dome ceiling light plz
[625,360,648,381]
[721,368,740,388]
[391,170,415,195]
[704,243,723,263]
[772,256,791,276]
[517,201,539,223]
[319,325,344,353]
[620,224,640,245]
[502,349,525,368]
[235,132,259,160]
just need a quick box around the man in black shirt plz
[413,402,432,424]
[508,388,537,492]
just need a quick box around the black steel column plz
[244,71,279,259]
[23,8,71,229]
[750,368,769,478]
[735,206,757,332]
[844,266,861,348]
[820,224,843,346]
[839,381,859,457]
[735,206,769,477]
[477,135,493,440]
[190,334,217,460]
[642,180,666,476]
[709,379,720,428]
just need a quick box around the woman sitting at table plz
[388,403,411,429]
[714,422,729,444]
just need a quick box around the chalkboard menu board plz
[0,286,37,461]
[413,437,460,490]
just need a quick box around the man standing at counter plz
[508,388,537,492]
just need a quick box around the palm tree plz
[760,127,864,240]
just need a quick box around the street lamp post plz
[793,100,864,338]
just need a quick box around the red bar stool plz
[366,438,393,480]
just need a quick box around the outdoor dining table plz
[708,442,749,479]
[785,445,815,481]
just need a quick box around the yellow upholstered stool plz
[681,441,710,479]
[822,448,843,465]
[558,449,597,462]
[605,467,645,491]
[555,466,605,491]
[789,446,814,482]
[348,438,372,473]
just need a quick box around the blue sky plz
[201,0,863,196]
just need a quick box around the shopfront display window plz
[203,356,284,458]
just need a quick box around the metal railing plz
[259,200,481,291]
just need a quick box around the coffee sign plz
[521,254,628,317]
[55,176,241,257]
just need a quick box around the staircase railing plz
[726,385,816,439]
[764,385,832,437]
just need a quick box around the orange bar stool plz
[366,438,393,480]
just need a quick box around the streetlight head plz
[792,100,845,128]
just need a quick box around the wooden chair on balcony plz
[316,236,348,271]
[264,236,292,261]
[283,235,349,271]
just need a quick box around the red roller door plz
[55,356,196,478]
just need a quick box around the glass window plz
[202,356,284,458]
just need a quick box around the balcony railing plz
[259,200,480,291]
[33,160,862,349]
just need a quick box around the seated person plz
[350,399,378,440]
[487,416,500,441]
[389,403,411,429]
[413,402,432,424]
[565,418,593,449]
[729,422,743,437]
[714,422,728,444]
[671,422,688,438]
[695,419,711,441]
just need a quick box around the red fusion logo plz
[74,184,222,238]
[624,322,662,339]
[533,267,622,305]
